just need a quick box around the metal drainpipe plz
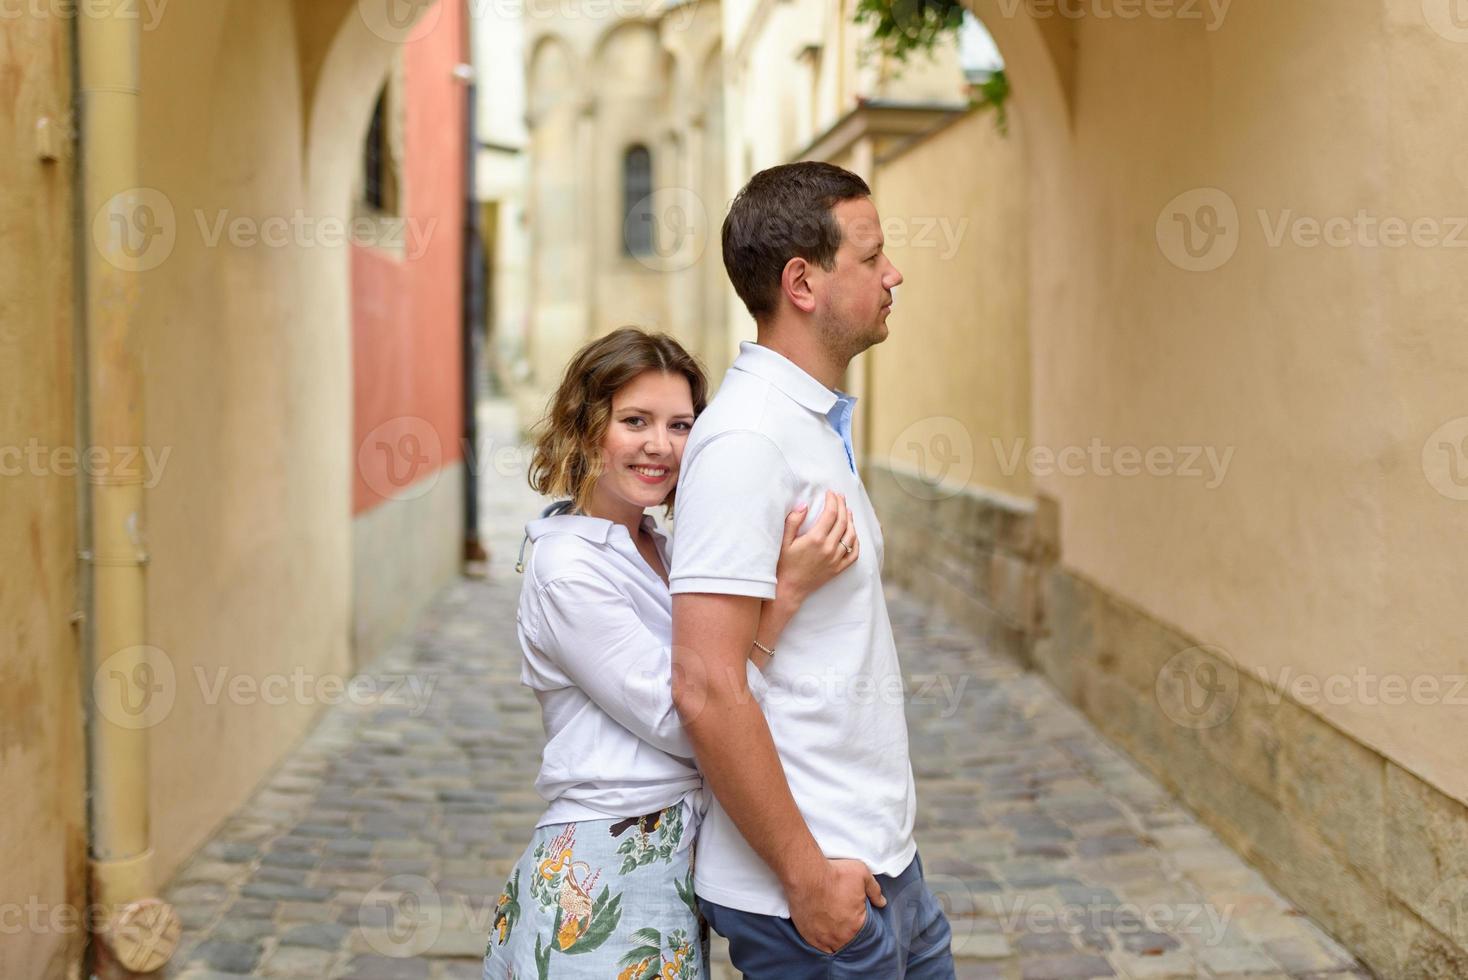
[457,47,486,567]
[76,1,180,973]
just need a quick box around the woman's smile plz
[629,463,671,484]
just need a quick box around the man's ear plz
[780,257,817,315]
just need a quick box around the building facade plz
[0,2,471,976]
[514,0,975,407]
[515,0,734,416]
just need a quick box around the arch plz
[956,0,1080,441]
[526,33,579,120]
[963,0,1075,161]
[305,2,431,194]
[591,20,664,97]
[136,0,445,881]
[145,0,403,187]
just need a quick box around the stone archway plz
[136,0,448,884]
[961,0,1078,483]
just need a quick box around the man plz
[669,161,956,978]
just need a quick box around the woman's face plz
[590,370,695,517]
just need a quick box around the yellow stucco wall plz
[975,0,1468,804]
[729,0,1468,839]
[0,15,87,980]
[870,109,1032,501]
[5,9,461,973]
[131,0,414,882]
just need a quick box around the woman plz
[482,327,859,980]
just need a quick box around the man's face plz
[810,196,904,362]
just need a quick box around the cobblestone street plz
[160,408,1370,980]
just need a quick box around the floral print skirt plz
[482,802,708,980]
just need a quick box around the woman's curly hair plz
[528,327,709,516]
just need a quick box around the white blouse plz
[516,510,767,829]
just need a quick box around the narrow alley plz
[7,4,1467,979]
[155,406,1368,980]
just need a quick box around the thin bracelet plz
[752,639,775,658]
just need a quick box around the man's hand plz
[786,857,886,953]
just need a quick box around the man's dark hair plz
[721,162,871,321]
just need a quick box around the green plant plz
[854,0,966,64]
[971,67,1010,135]
[852,0,1011,134]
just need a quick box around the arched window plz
[622,144,654,256]
[353,65,407,257]
[361,80,402,216]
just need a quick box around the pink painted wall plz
[351,0,466,515]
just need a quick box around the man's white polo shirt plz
[669,340,918,917]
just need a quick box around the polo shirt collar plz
[731,341,850,416]
[525,510,662,545]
